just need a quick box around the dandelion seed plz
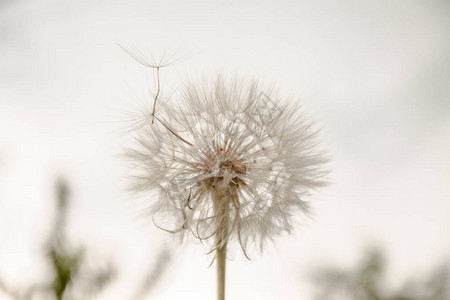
[125,73,329,300]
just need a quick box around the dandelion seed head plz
[126,75,328,255]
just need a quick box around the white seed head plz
[126,75,328,255]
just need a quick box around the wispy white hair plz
[126,75,328,256]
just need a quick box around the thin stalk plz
[151,67,160,124]
[216,240,227,300]
[214,191,233,300]
[148,67,194,147]
[154,115,193,146]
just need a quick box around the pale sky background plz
[1,0,449,299]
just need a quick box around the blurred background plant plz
[310,247,450,300]
[0,178,116,300]
[0,175,172,300]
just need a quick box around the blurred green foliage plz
[0,177,115,300]
[49,178,82,300]
[0,176,171,300]
[311,247,450,300]
[49,246,81,300]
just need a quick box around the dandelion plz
[125,64,328,300]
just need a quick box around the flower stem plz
[214,190,231,300]
[216,240,227,300]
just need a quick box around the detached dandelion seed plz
[124,60,329,299]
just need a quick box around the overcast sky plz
[1,1,450,299]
